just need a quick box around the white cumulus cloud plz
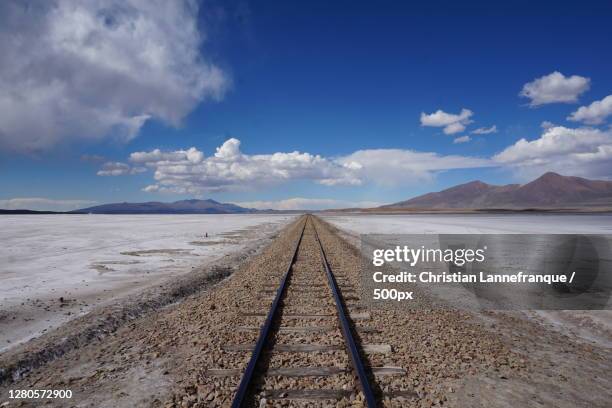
[116,138,493,194]
[97,161,145,176]
[97,162,131,176]
[335,147,491,186]
[420,109,474,134]
[0,198,97,211]
[493,126,612,179]
[471,125,497,135]
[130,138,362,194]
[0,0,229,153]
[567,95,612,125]
[519,71,590,107]
[453,136,471,144]
[233,198,386,211]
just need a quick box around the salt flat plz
[323,213,612,348]
[322,213,612,234]
[0,214,295,350]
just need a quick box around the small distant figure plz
[205,232,208,238]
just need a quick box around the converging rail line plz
[227,215,379,407]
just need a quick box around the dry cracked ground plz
[1,215,611,407]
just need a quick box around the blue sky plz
[1,0,612,210]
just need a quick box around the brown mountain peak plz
[384,172,612,210]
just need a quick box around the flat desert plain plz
[321,213,612,234]
[0,214,296,351]
[323,213,612,348]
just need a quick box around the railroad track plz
[203,215,407,407]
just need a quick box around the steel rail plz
[312,219,378,408]
[231,216,307,408]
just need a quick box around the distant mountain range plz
[76,199,256,214]
[0,209,67,215]
[383,172,612,210]
[2,173,611,214]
